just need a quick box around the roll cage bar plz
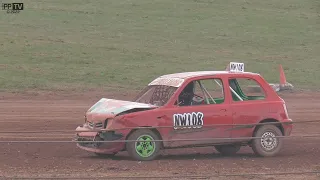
[195,79,243,104]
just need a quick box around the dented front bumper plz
[74,126,125,154]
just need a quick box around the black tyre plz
[214,145,241,156]
[126,129,161,161]
[251,125,283,157]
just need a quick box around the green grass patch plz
[1,0,319,92]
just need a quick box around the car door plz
[165,77,233,148]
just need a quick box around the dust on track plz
[0,91,320,180]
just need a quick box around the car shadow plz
[81,151,262,161]
[158,152,258,160]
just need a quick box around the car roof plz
[148,71,259,87]
[159,71,258,79]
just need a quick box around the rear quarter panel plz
[231,100,284,138]
[229,73,285,139]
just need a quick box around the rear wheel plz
[251,125,283,157]
[126,129,161,161]
[214,145,241,156]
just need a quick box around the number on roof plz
[229,62,244,72]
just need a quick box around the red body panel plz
[75,71,293,154]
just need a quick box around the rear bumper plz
[282,118,293,136]
[74,126,125,154]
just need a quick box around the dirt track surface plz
[0,91,320,179]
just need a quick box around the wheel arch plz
[253,118,284,136]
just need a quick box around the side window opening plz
[228,78,266,101]
[177,78,225,106]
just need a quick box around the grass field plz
[1,0,319,92]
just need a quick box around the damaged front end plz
[74,98,158,154]
[76,131,123,148]
[74,122,125,154]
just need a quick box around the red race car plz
[74,62,293,161]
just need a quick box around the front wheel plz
[251,125,283,157]
[126,129,161,161]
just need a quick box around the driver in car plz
[178,82,195,106]
[178,81,207,106]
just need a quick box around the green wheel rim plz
[135,134,156,158]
